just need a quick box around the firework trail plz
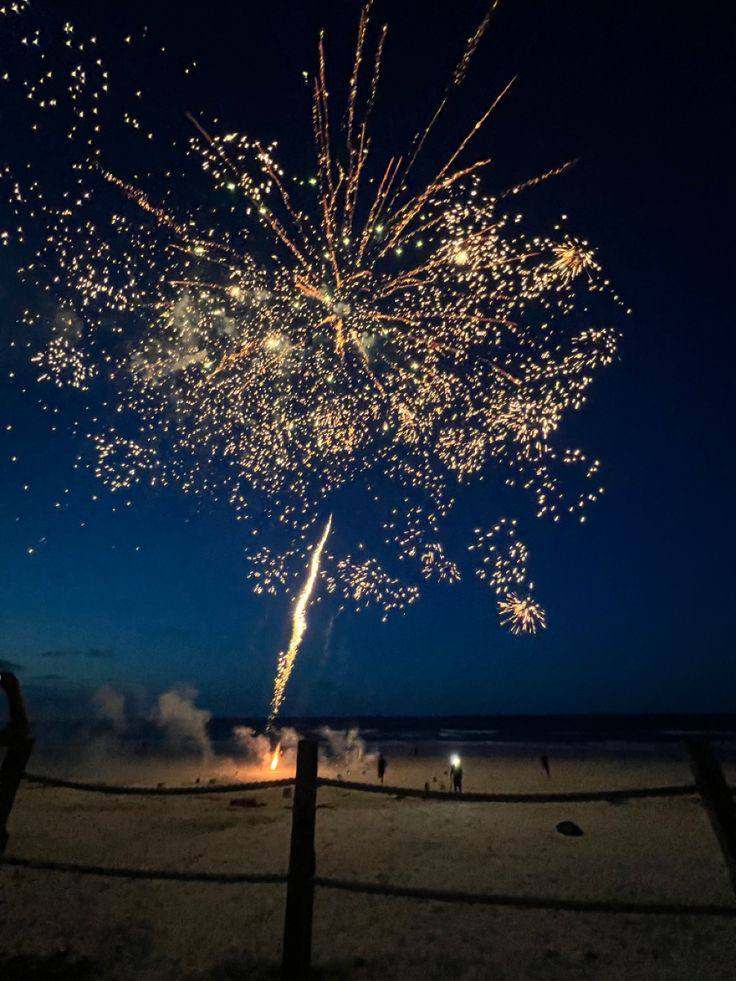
[269,515,332,723]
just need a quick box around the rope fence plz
[3,855,286,886]
[23,773,295,796]
[3,671,736,980]
[313,875,736,918]
[20,771,703,803]
[318,776,701,804]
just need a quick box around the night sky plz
[1,1,734,718]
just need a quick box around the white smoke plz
[149,686,212,760]
[91,684,127,733]
[38,684,218,782]
[231,724,301,768]
[37,684,375,785]
[231,724,373,777]
[318,725,374,774]
[231,725,273,766]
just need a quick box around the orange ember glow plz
[270,746,281,771]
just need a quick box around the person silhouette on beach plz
[377,753,387,784]
[450,755,463,794]
[540,754,551,778]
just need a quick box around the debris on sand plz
[556,820,584,837]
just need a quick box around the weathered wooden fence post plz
[282,738,319,980]
[687,737,736,897]
[0,671,34,856]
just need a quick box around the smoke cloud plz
[149,686,212,760]
[91,684,127,733]
[33,684,375,785]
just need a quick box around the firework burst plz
[2,3,626,712]
[498,593,547,635]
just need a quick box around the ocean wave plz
[439,729,499,739]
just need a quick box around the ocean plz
[210,713,736,746]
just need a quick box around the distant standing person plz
[450,754,463,794]
[540,754,551,778]
[377,753,387,784]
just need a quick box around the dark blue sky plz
[1,1,734,717]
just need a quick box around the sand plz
[2,743,736,979]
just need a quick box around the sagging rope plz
[314,876,736,917]
[22,772,704,802]
[4,856,734,917]
[317,778,701,804]
[23,774,295,796]
[3,855,286,885]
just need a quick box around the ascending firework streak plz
[269,515,333,723]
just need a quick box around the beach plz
[2,743,736,979]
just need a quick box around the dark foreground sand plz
[2,745,736,979]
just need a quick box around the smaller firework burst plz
[498,593,547,635]
[471,518,547,632]
[549,238,597,284]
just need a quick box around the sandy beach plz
[2,742,736,979]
